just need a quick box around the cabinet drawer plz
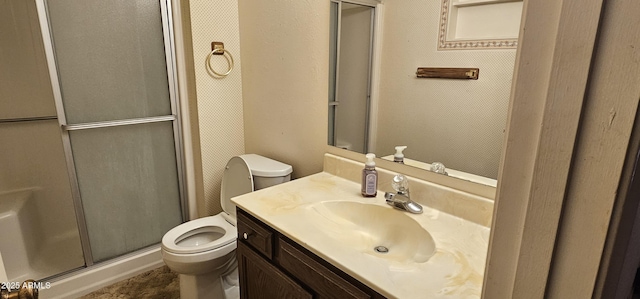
[237,210,274,259]
[277,238,371,299]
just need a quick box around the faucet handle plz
[391,174,409,192]
[430,162,448,175]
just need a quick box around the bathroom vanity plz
[232,154,492,299]
[236,209,385,298]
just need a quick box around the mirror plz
[328,0,522,185]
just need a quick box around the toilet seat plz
[162,215,237,255]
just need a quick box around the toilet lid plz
[161,215,237,254]
[220,156,254,219]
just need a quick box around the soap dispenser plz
[394,146,407,164]
[361,153,378,197]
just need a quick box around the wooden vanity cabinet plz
[237,241,312,299]
[236,208,386,299]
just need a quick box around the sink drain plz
[374,246,389,253]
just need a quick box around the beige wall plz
[188,0,245,217]
[375,0,516,179]
[238,0,329,179]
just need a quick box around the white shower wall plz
[0,0,84,280]
[0,122,81,242]
[0,251,7,282]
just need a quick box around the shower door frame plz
[34,0,187,268]
[328,0,381,154]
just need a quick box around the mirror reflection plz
[328,1,374,154]
[328,0,522,184]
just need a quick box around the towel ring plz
[206,48,234,77]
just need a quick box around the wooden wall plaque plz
[416,67,480,80]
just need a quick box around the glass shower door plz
[0,0,84,280]
[45,0,183,263]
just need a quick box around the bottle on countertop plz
[393,146,407,164]
[361,153,378,197]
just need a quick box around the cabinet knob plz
[243,232,250,240]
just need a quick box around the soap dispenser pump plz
[394,146,407,164]
[361,153,378,197]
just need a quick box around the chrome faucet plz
[384,174,423,214]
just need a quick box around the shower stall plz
[0,0,185,295]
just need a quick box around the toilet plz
[161,154,292,299]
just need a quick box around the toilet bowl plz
[161,154,292,299]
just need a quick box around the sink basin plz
[306,201,436,263]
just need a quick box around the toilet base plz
[179,272,223,299]
[222,267,239,299]
[178,263,239,299]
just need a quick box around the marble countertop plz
[232,172,490,299]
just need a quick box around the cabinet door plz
[277,238,371,299]
[238,241,312,299]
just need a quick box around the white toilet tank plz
[240,154,292,190]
